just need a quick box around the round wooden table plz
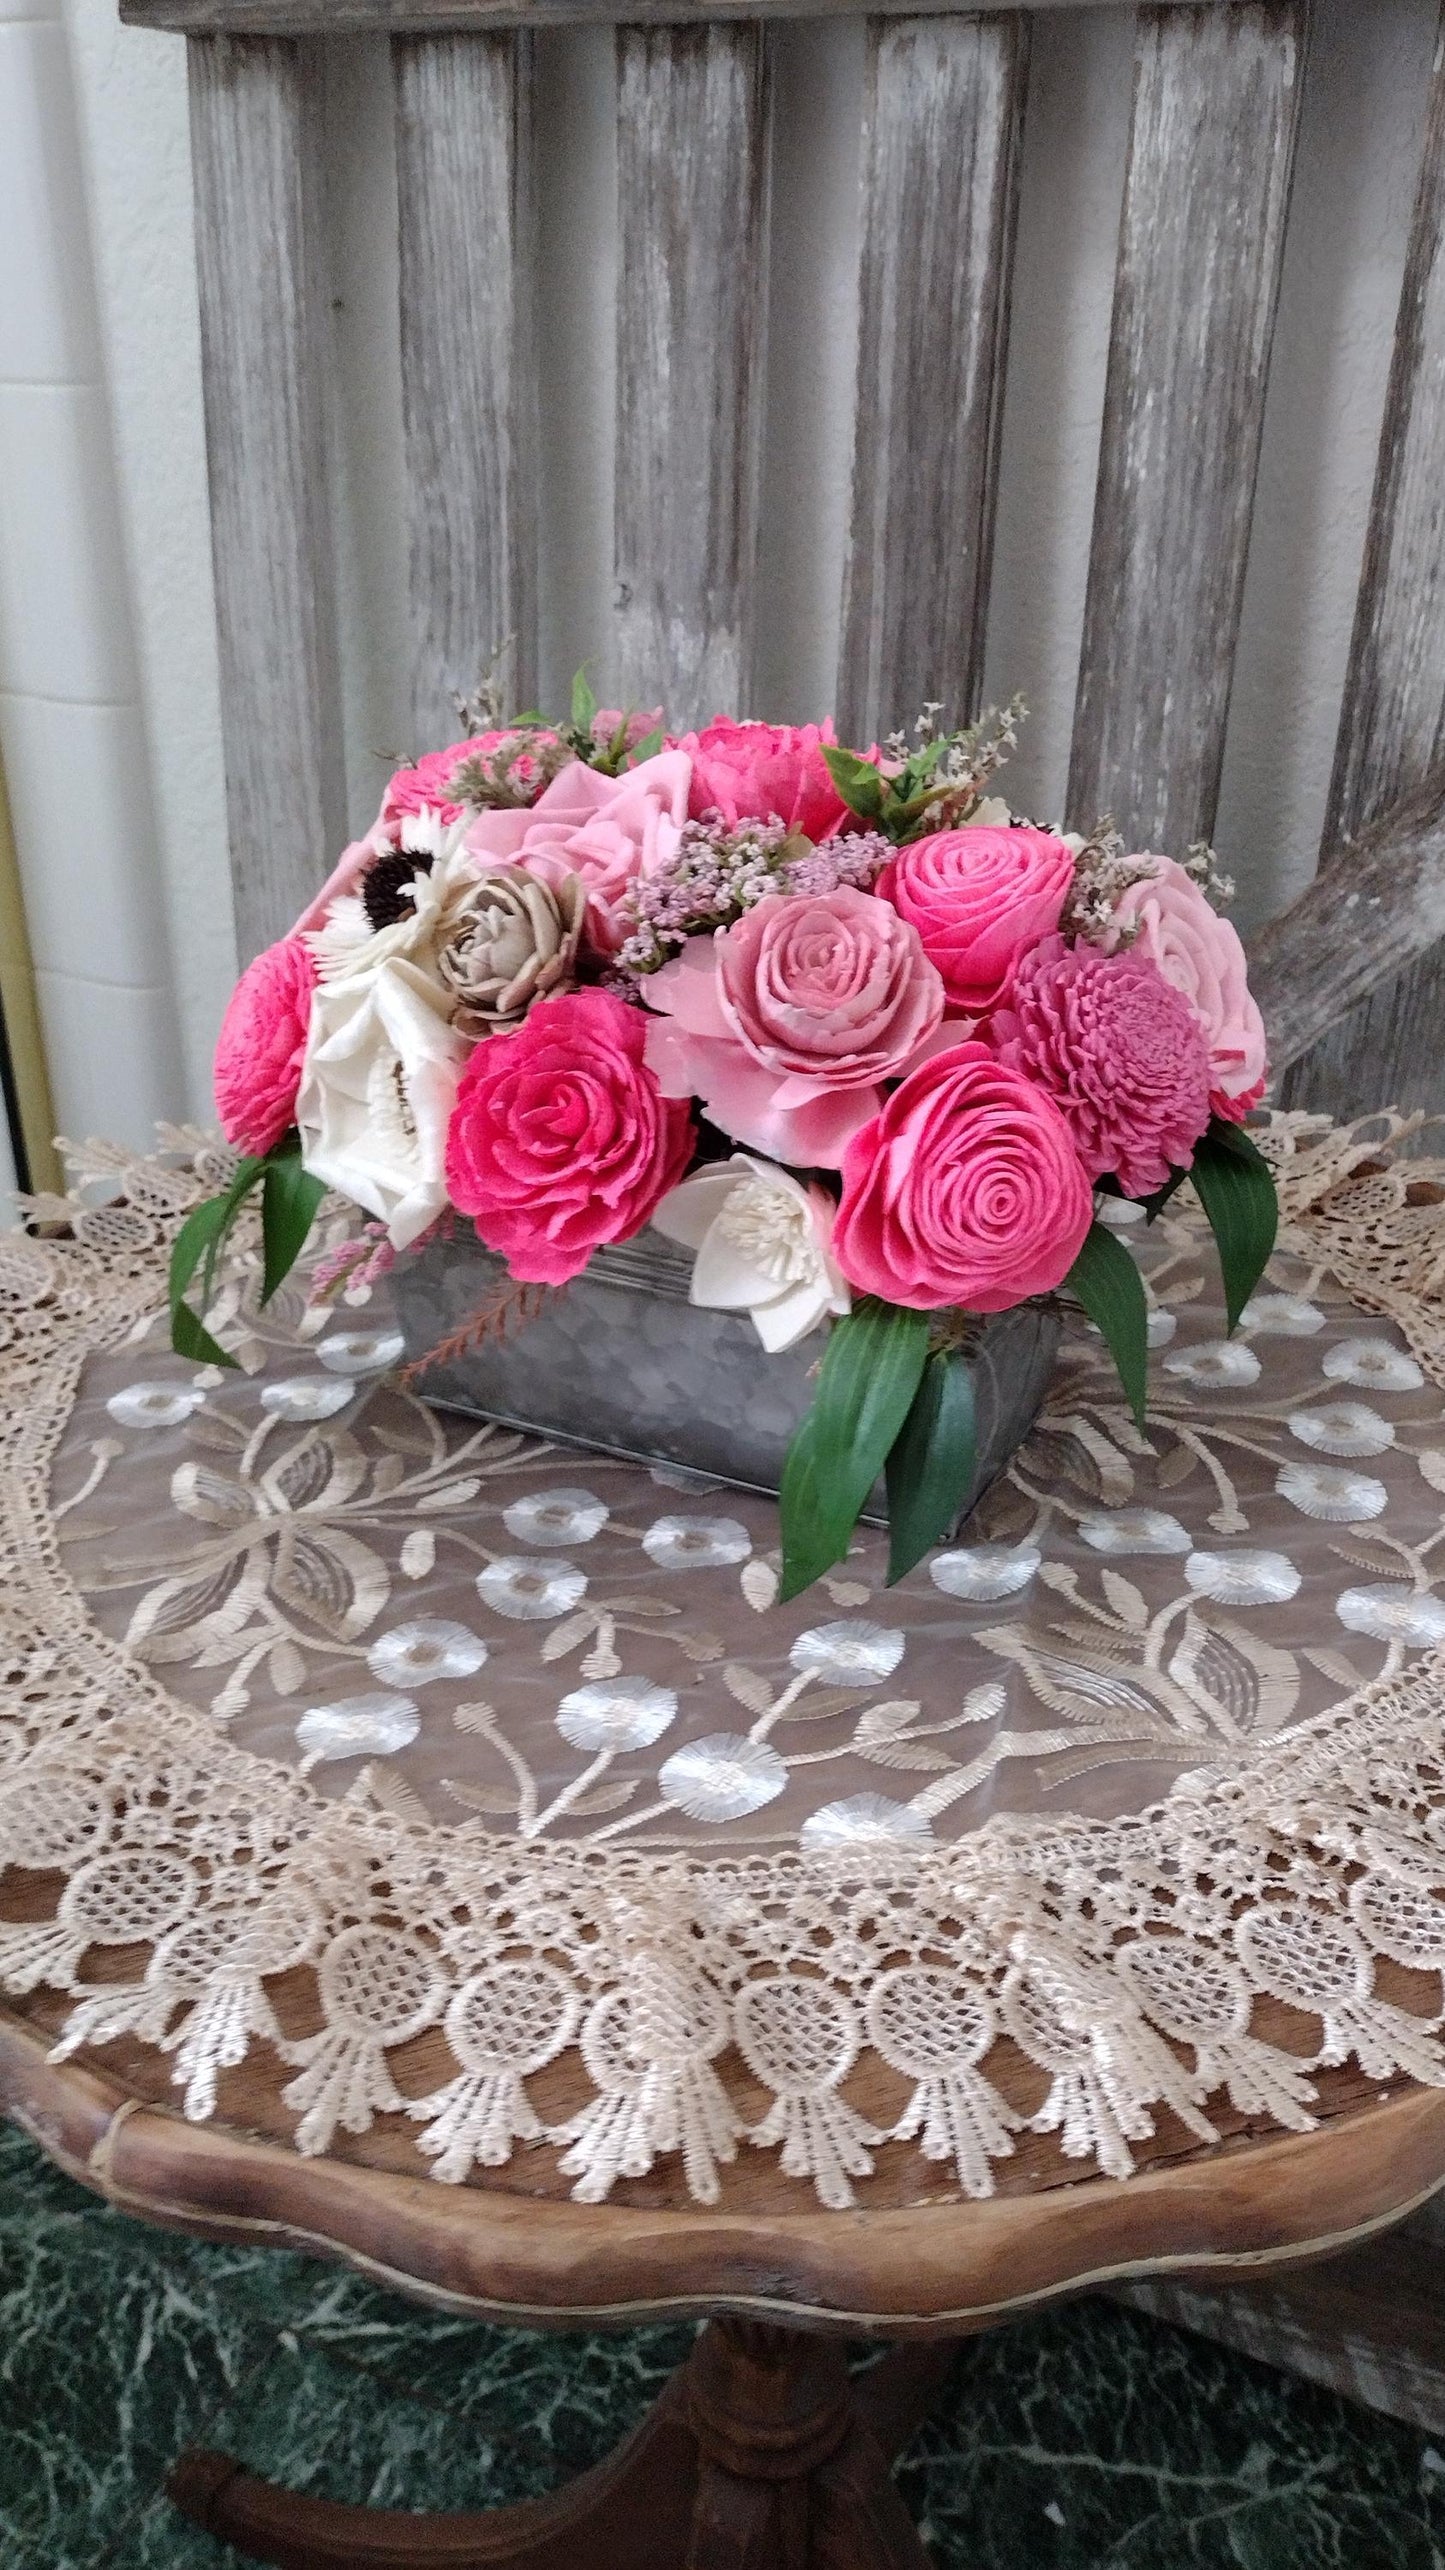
[4,1957,1443,2569]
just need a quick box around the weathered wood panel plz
[189,35,345,960]
[1246,769,1445,1075]
[393,32,537,744]
[1067,2,1305,849]
[127,0,1254,37]
[837,12,1027,746]
[1282,12,1445,1117]
[612,23,770,725]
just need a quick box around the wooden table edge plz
[6,2005,1445,2337]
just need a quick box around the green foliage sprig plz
[169,1132,323,1367]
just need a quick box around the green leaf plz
[1066,1220,1149,1429]
[260,1137,325,1306]
[570,665,598,732]
[820,742,885,823]
[885,1349,976,1586]
[625,725,665,767]
[168,1155,263,1367]
[779,1299,930,1602]
[1189,1119,1279,1332]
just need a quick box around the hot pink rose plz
[879,827,1075,1014]
[463,749,691,952]
[1104,856,1267,1119]
[677,717,859,841]
[213,935,317,1157]
[444,988,695,1286]
[832,1040,1094,1312]
[989,936,1211,1197]
[644,886,948,1167]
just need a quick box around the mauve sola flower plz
[988,934,1211,1199]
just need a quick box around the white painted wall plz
[3,0,1438,1141]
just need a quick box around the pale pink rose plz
[675,717,862,841]
[1105,856,1266,1117]
[879,827,1075,1014]
[444,989,695,1286]
[643,886,947,1167]
[463,748,691,952]
[989,936,1211,1197]
[213,935,316,1156]
[832,1040,1094,1312]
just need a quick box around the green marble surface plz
[2,2117,1443,2568]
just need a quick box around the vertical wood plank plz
[1283,10,1445,1116]
[188,35,345,961]
[837,12,1027,747]
[613,23,770,728]
[392,32,538,747]
[1067,2,1306,849]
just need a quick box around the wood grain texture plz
[5,1976,1445,2334]
[188,35,346,961]
[1282,13,1445,1119]
[612,22,769,725]
[393,32,538,744]
[126,0,1254,35]
[836,12,1027,746]
[1067,1,1305,848]
[1246,770,1445,1074]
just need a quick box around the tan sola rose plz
[437,865,587,1035]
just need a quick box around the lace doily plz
[5,1112,1445,2209]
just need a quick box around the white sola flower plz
[650,1155,850,1353]
[296,954,470,1250]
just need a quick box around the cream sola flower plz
[650,1154,851,1352]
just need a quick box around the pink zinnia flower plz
[444,989,695,1286]
[989,936,1211,1198]
[832,1040,1094,1312]
[213,935,317,1157]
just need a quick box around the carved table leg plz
[166,2318,956,2570]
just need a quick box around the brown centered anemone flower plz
[436,866,587,1035]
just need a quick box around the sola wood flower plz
[436,865,586,1033]
[445,987,695,1286]
[677,715,858,840]
[650,1154,850,1351]
[644,886,947,1167]
[462,749,691,951]
[988,933,1211,1198]
[1103,853,1267,1119]
[213,934,317,1155]
[832,1040,1093,1311]
[880,825,1075,1013]
[296,956,470,1249]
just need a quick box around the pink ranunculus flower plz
[1104,855,1267,1120]
[643,886,947,1168]
[444,988,695,1286]
[879,826,1076,1015]
[381,739,475,828]
[463,748,691,952]
[676,717,860,841]
[988,936,1211,1198]
[213,935,317,1157]
[832,1040,1094,1312]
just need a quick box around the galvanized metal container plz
[393,1227,1059,1529]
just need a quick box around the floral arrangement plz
[181,680,1278,1600]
